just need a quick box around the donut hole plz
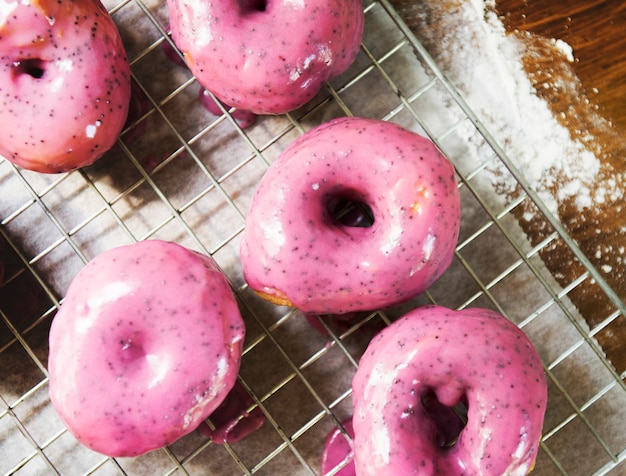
[12,58,46,79]
[237,0,267,13]
[116,332,147,366]
[421,389,467,448]
[326,194,375,228]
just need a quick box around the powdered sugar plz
[418,0,605,217]
[553,38,574,62]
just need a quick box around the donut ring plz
[0,0,131,173]
[240,117,461,315]
[352,305,547,475]
[48,240,245,456]
[166,0,364,114]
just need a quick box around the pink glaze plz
[321,418,356,476]
[166,0,364,114]
[0,0,131,173]
[199,88,257,129]
[240,117,461,315]
[48,240,245,457]
[351,305,548,475]
[196,380,265,444]
[305,313,358,338]
[161,25,257,128]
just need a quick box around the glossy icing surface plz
[352,305,547,475]
[166,0,364,114]
[196,380,265,444]
[240,117,461,314]
[0,0,131,173]
[48,240,245,456]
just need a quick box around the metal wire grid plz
[1,0,626,474]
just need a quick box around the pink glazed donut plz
[0,0,131,173]
[352,305,548,476]
[48,240,245,457]
[240,117,461,315]
[166,0,364,114]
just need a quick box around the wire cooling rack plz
[2,0,626,474]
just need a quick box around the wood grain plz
[494,0,626,376]
[496,0,626,134]
[392,0,626,376]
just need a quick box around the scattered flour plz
[422,0,603,217]
[552,38,575,62]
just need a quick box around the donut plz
[166,0,364,114]
[351,305,548,475]
[239,117,461,315]
[0,0,131,173]
[161,25,258,128]
[48,240,245,457]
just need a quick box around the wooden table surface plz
[495,0,626,135]
[392,0,626,376]
[494,0,626,377]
